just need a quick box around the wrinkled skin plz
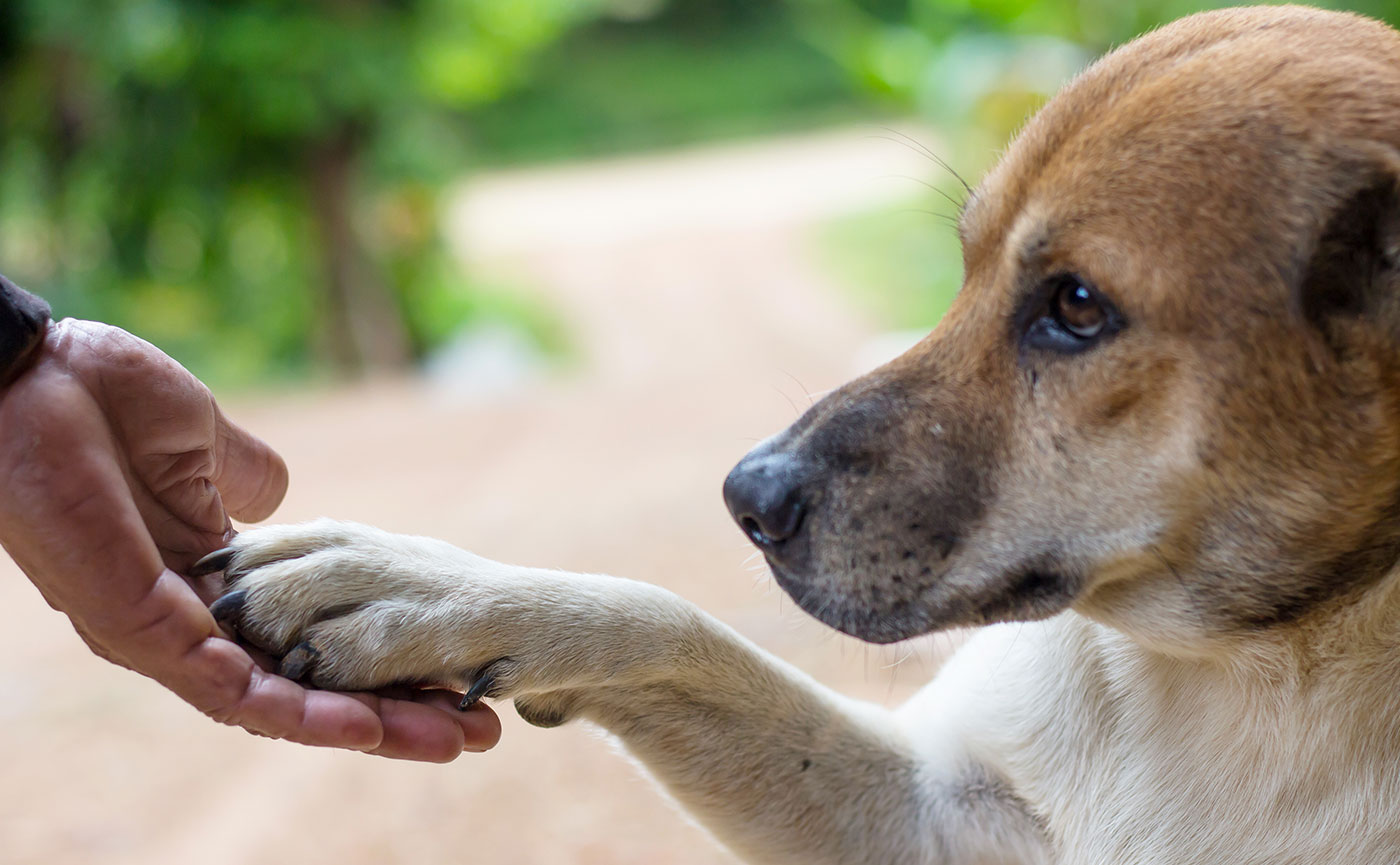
[0,319,499,760]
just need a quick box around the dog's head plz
[725,6,1400,651]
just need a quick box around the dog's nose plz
[723,452,808,547]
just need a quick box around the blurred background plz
[2,1,1398,863]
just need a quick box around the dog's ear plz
[1298,152,1400,342]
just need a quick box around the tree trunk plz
[307,123,413,375]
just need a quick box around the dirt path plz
[0,127,961,865]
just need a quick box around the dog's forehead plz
[961,6,1400,301]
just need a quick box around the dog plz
[197,6,1400,862]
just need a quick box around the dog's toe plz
[189,547,236,577]
[209,589,248,630]
[458,667,500,711]
[277,641,322,682]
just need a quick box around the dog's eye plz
[1053,278,1107,338]
[1023,275,1122,353]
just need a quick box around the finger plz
[402,689,503,753]
[188,629,497,759]
[340,691,502,761]
[67,574,496,759]
[192,639,382,749]
[37,566,382,755]
[212,408,289,523]
[170,633,486,759]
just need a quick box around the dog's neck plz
[1077,560,1400,678]
[1275,563,1400,670]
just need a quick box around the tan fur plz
[211,7,1400,863]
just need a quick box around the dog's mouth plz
[759,525,1084,643]
[766,559,936,643]
[756,486,1090,643]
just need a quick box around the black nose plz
[723,451,808,547]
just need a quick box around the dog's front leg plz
[204,520,1046,865]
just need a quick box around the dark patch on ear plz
[1297,179,1400,338]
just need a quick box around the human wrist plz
[0,274,51,388]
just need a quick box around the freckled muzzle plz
[723,374,1007,644]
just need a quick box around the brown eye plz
[1020,274,1123,354]
[1052,278,1108,338]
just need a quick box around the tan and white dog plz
[198,6,1400,863]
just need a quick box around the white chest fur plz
[906,613,1400,864]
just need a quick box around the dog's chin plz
[767,561,932,643]
[767,557,1082,645]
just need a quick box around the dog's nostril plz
[734,496,805,546]
[723,453,809,547]
[739,516,766,544]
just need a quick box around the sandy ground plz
[0,127,964,865]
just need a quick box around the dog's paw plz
[198,519,512,699]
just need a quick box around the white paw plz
[198,520,511,700]
[200,519,686,726]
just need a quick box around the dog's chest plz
[1051,711,1400,865]
[935,617,1400,864]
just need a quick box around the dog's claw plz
[459,671,497,711]
[189,547,236,577]
[209,590,247,630]
[278,641,320,682]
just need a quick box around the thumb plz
[212,407,289,523]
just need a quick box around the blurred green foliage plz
[0,0,611,384]
[6,0,1400,379]
[795,0,1400,157]
[470,3,871,164]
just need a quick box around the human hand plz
[0,319,500,760]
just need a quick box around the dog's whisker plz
[893,207,963,235]
[899,207,962,226]
[869,127,975,198]
[770,382,802,418]
[876,173,968,215]
[778,368,818,408]
[880,644,916,671]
